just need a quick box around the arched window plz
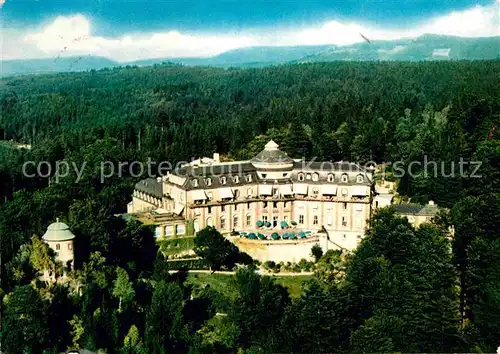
[233,176,239,183]
[341,174,348,183]
[246,174,252,182]
[192,179,198,187]
[356,174,364,183]
[298,173,305,181]
[220,176,227,185]
[312,173,319,182]
[206,217,214,227]
[205,178,212,186]
[327,173,334,182]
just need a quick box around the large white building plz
[128,140,374,251]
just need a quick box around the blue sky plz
[1,0,498,61]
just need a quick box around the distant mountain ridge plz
[1,34,498,77]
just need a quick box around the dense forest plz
[0,61,499,353]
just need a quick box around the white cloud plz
[2,1,499,62]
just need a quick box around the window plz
[246,174,252,182]
[247,202,251,209]
[220,217,226,229]
[312,187,319,196]
[206,178,212,186]
[220,176,227,185]
[247,188,253,197]
[263,201,268,209]
[207,217,214,227]
[327,215,333,226]
[261,173,267,178]
[284,216,289,222]
[298,173,305,181]
[312,173,319,182]
[246,215,252,226]
[233,215,239,228]
[356,216,363,228]
[299,215,304,224]
[327,173,334,182]
[356,174,364,183]
[273,216,278,227]
[263,215,268,222]
[233,176,239,183]
[273,201,278,209]
[221,205,226,212]
[313,215,319,225]
[343,234,347,240]
[306,173,312,180]
[192,179,198,187]
[208,206,212,214]
[56,244,60,251]
[234,203,238,210]
[341,174,348,183]
[272,188,278,196]
[283,173,287,177]
[342,217,348,227]
[68,243,73,250]
[284,201,288,208]
[234,190,240,199]
[343,202,348,210]
[207,192,213,200]
[341,188,348,196]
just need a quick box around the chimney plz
[213,153,220,163]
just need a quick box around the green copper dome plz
[42,221,75,242]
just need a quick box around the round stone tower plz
[42,219,75,272]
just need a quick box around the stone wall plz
[231,235,332,263]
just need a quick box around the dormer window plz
[356,174,364,183]
[306,173,312,180]
[298,173,305,181]
[220,176,227,185]
[327,174,334,182]
[206,178,212,186]
[192,179,198,187]
[341,174,348,183]
[246,174,252,182]
[312,173,319,182]
[233,176,239,183]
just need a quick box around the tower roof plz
[42,220,75,242]
[250,140,293,168]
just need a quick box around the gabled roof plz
[393,203,440,216]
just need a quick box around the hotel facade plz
[128,141,374,250]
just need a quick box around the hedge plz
[165,258,210,270]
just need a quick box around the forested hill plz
[1,60,498,207]
[1,34,498,76]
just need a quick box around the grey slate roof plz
[393,203,440,216]
[135,178,163,198]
